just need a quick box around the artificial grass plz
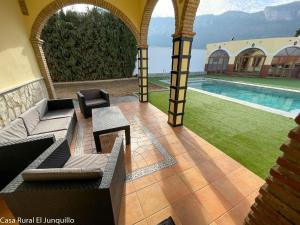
[149,90,295,179]
[206,75,300,91]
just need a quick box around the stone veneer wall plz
[0,78,48,128]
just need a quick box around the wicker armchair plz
[0,135,55,190]
[77,89,110,118]
[2,137,125,225]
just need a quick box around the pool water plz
[188,79,300,115]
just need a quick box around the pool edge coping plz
[188,87,297,119]
[159,78,299,118]
[202,78,300,94]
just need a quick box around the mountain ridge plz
[148,1,300,49]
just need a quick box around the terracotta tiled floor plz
[0,99,264,225]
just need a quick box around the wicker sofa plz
[0,98,77,190]
[1,137,125,225]
[77,89,110,118]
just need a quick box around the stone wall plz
[0,79,48,128]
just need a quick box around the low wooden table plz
[92,106,130,152]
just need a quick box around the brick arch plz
[139,0,179,47]
[177,0,200,37]
[30,0,140,98]
[31,0,140,44]
[273,45,300,56]
[235,47,267,58]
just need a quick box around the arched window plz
[270,47,300,78]
[207,50,229,74]
[234,48,266,75]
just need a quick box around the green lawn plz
[206,75,300,91]
[149,90,295,179]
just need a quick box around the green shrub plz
[41,8,137,82]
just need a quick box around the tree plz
[41,7,137,82]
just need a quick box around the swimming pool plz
[162,78,300,116]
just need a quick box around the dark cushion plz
[80,89,101,100]
[85,98,107,107]
[0,118,28,143]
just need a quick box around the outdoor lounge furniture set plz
[2,137,125,225]
[0,89,128,225]
[0,98,77,190]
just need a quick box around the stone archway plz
[139,0,198,46]
[270,46,300,78]
[30,0,140,98]
[138,0,179,102]
[139,0,179,47]
[207,50,230,74]
[234,48,266,76]
[176,0,199,36]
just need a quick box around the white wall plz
[134,46,206,75]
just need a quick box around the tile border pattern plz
[126,117,176,181]
[73,116,177,181]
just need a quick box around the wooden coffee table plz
[92,106,130,152]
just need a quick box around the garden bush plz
[41,8,137,82]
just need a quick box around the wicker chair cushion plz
[64,154,109,171]
[29,130,67,141]
[22,168,103,181]
[42,109,74,120]
[31,117,71,135]
[0,118,28,143]
[19,106,40,135]
[35,98,48,119]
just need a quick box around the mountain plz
[148,1,300,49]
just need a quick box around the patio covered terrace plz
[1,98,264,225]
[0,1,300,225]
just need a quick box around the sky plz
[153,0,299,17]
[64,0,299,17]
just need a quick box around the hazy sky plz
[153,0,299,17]
[64,0,299,17]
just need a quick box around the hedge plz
[41,8,137,82]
